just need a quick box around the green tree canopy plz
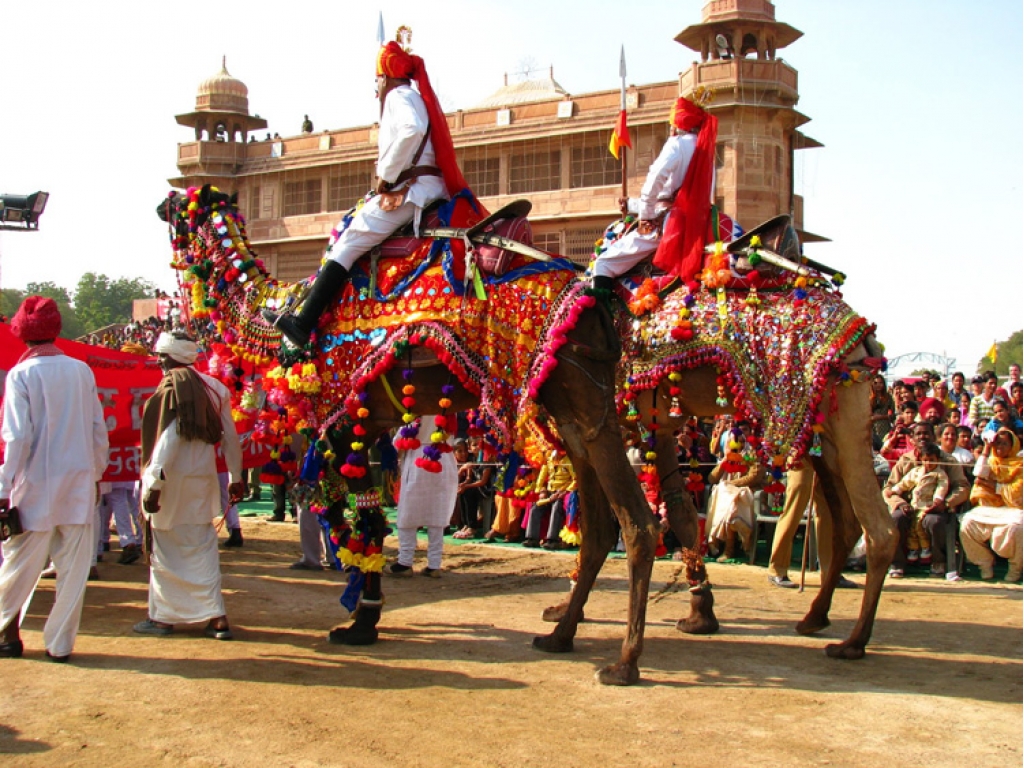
[74,273,156,333]
[23,281,85,339]
[976,330,1023,376]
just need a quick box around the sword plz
[424,227,559,264]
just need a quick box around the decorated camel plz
[159,186,896,679]
[159,185,661,685]
[587,216,897,659]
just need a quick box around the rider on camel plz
[264,33,471,346]
[592,97,717,293]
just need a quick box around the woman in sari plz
[960,428,1022,582]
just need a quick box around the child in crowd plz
[883,442,949,565]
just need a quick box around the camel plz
[157,186,661,685]
[602,255,897,659]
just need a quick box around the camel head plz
[157,185,303,364]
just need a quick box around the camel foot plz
[825,641,866,660]
[532,633,573,654]
[795,614,831,636]
[541,603,569,623]
[676,613,720,635]
[595,661,640,686]
[676,586,719,634]
[327,622,379,646]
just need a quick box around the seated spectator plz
[956,391,973,427]
[891,380,911,410]
[883,422,970,579]
[911,379,929,405]
[982,398,1023,441]
[522,448,576,549]
[883,442,948,566]
[917,396,945,428]
[881,401,918,467]
[1009,381,1023,422]
[931,378,956,412]
[960,428,1022,582]
[939,424,974,466]
[706,422,765,562]
[969,372,999,428]
[869,374,895,445]
[452,440,493,539]
[996,363,1021,403]
[949,371,968,404]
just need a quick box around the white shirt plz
[377,85,445,210]
[0,355,108,530]
[141,370,242,530]
[635,132,697,222]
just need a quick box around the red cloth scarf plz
[377,41,470,200]
[652,112,718,282]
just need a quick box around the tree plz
[73,273,156,334]
[976,330,1023,376]
[23,281,85,339]
[0,287,26,320]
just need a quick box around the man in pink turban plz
[0,297,109,662]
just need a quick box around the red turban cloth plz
[919,397,945,419]
[374,41,471,200]
[11,295,62,342]
[652,98,718,282]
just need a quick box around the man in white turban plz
[133,332,243,640]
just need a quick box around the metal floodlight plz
[0,191,49,231]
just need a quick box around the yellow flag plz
[987,342,998,362]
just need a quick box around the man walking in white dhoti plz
[133,332,243,640]
[0,296,108,662]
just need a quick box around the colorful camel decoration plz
[159,186,660,685]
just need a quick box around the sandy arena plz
[1,517,1021,767]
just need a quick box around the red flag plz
[608,109,632,159]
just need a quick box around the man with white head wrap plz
[133,331,243,640]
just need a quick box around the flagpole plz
[619,45,628,202]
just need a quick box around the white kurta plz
[0,352,107,657]
[395,418,457,529]
[593,133,697,279]
[328,85,446,268]
[0,355,109,529]
[141,370,242,624]
[141,371,242,530]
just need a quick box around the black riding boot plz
[592,275,615,293]
[262,260,349,346]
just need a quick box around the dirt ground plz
[1,516,1021,768]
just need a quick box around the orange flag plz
[609,110,632,159]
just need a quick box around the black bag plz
[0,506,24,541]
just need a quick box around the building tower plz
[675,0,825,240]
[171,58,268,190]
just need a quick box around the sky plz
[1,0,1021,375]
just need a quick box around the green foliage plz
[2,274,155,339]
[910,368,942,379]
[24,281,85,339]
[976,330,1023,376]
[74,273,156,334]
[0,287,26,319]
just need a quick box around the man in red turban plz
[0,296,109,662]
[592,97,718,291]
[264,37,472,347]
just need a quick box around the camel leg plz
[802,381,897,658]
[533,458,617,650]
[548,419,657,685]
[655,433,719,634]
